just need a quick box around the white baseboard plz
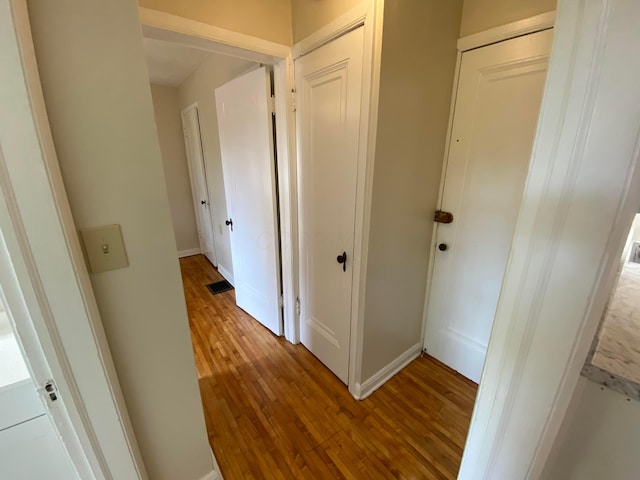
[217,264,234,285]
[178,247,201,258]
[198,471,220,480]
[206,446,223,480]
[354,342,422,400]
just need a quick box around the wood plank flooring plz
[180,255,477,479]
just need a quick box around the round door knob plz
[438,243,448,251]
[201,200,207,205]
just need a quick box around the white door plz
[0,304,78,479]
[296,27,364,384]
[215,67,282,336]
[424,30,553,383]
[182,104,218,265]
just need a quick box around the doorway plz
[424,29,553,383]
[0,297,78,479]
[145,39,286,336]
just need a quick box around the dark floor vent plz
[206,280,234,296]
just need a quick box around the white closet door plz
[295,27,365,384]
[215,67,282,336]
[181,104,218,265]
[424,30,553,382]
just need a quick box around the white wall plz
[543,377,640,480]
[360,0,463,383]
[150,84,200,254]
[178,55,256,279]
[26,1,213,479]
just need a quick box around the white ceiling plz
[143,37,214,87]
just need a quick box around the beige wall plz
[460,0,556,37]
[291,0,362,43]
[360,0,463,382]
[542,378,640,480]
[26,1,213,479]
[139,0,293,45]
[178,55,256,281]
[150,84,200,253]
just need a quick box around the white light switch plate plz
[80,224,129,273]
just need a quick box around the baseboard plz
[217,265,234,286]
[178,247,201,258]
[354,342,423,400]
[198,471,220,480]
[206,446,223,480]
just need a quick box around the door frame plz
[180,102,219,268]
[420,10,557,356]
[139,6,300,343]
[451,0,640,477]
[1,0,147,478]
[291,1,385,398]
[5,0,637,478]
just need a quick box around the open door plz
[181,104,218,265]
[215,67,282,336]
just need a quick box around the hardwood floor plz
[180,255,477,479]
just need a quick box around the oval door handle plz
[336,252,347,272]
[201,200,207,205]
[438,243,448,251]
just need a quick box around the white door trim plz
[138,7,290,63]
[138,9,299,344]
[1,0,147,478]
[459,0,640,477]
[457,10,556,52]
[291,3,369,59]
[292,0,385,397]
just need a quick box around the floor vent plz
[206,280,234,296]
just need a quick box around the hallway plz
[180,255,477,479]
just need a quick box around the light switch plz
[80,224,129,273]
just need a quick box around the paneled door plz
[424,30,553,383]
[181,104,218,265]
[296,27,365,384]
[215,67,282,336]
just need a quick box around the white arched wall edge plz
[0,0,148,478]
[459,0,640,478]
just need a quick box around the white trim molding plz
[354,343,422,400]
[178,248,201,258]
[198,471,221,480]
[457,10,556,52]
[459,0,640,478]
[138,7,289,64]
[292,2,369,59]
[217,265,234,286]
